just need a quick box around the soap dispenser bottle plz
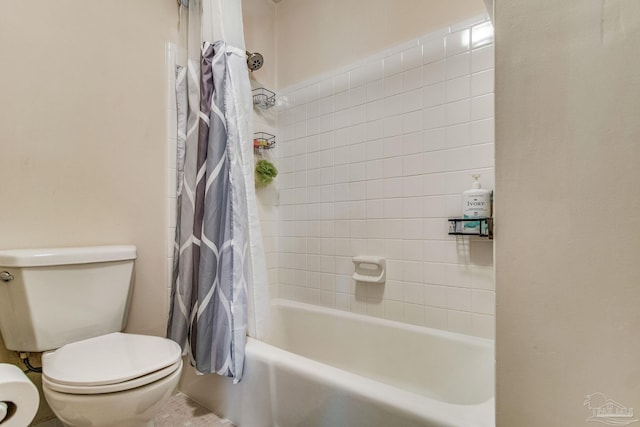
[461,174,491,234]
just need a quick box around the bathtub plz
[179,299,495,427]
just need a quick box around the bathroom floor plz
[31,392,235,427]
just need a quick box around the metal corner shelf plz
[448,217,493,239]
[252,87,276,110]
[253,132,276,152]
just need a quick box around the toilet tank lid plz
[0,245,137,267]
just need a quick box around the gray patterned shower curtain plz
[168,0,269,384]
[168,41,250,382]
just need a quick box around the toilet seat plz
[43,359,182,394]
[42,332,183,395]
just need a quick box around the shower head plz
[246,51,264,71]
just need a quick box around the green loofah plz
[255,159,278,187]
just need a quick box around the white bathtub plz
[180,299,495,427]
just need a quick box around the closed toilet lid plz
[42,332,182,387]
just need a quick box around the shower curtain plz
[168,0,269,383]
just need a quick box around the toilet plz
[0,245,183,427]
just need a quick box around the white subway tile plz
[469,143,494,169]
[403,217,425,239]
[403,281,425,303]
[446,99,470,125]
[383,177,405,198]
[446,52,470,80]
[404,197,425,218]
[349,105,366,126]
[318,113,334,133]
[471,45,494,73]
[366,159,384,180]
[366,80,384,102]
[447,310,473,334]
[387,259,404,280]
[334,164,350,183]
[471,22,494,49]
[446,76,470,102]
[471,94,494,121]
[383,52,403,77]
[403,303,425,326]
[423,149,448,174]
[423,172,447,195]
[424,262,447,286]
[350,163,366,182]
[472,314,495,339]
[349,85,367,107]
[424,128,446,152]
[403,110,424,135]
[402,67,423,92]
[470,118,494,145]
[383,116,404,137]
[334,90,350,112]
[402,45,423,71]
[403,175,424,197]
[306,83,320,102]
[424,283,447,307]
[446,287,472,311]
[446,123,470,148]
[366,199,384,219]
[350,200,367,219]
[364,219,383,238]
[350,65,367,88]
[472,289,495,315]
[384,300,404,321]
[365,120,383,142]
[334,72,350,93]
[318,78,333,99]
[383,156,404,178]
[471,69,494,97]
[366,179,383,199]
[383,94,403,118]
[423,61,445,86]
[403,152,424,176]
[384,219,404,239]
[334,109,350,129]
[383,198,405,218]
[403,88,423,113]
[307,117,319,135]
[384,73,403,97]
[445,29,470,56]
[333,146,349,166]
[423,105,446,130]
[383,136,404,158]
[366,100,383,122]
[349,124,366,144]
[424,307,448,329]
[366,59,384,82]
[423,195,447,217]
[422,36,445,64]
[319,96,335,115]
[366,298,385,318]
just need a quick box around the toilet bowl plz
[41,333,182,427]
[0,245,184,427]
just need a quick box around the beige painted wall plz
[275,0,487,88]
[495,0,640,425]
[0,1,178,422]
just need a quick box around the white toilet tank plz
[0,245,136,352]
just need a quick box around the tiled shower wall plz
[276,16,495,338]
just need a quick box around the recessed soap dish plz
[352,256,386,284]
